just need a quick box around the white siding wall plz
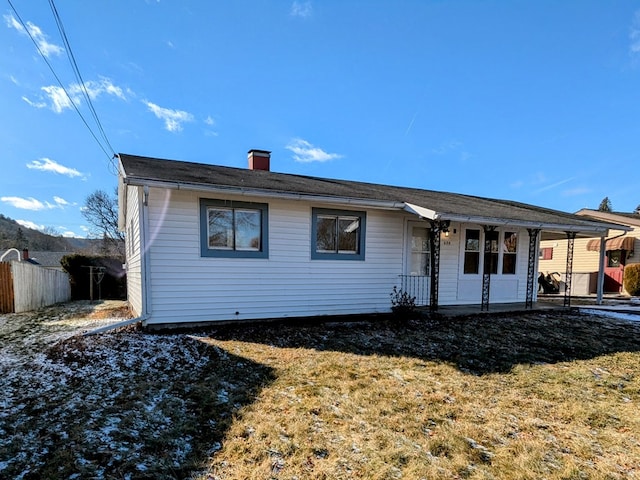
[124,185,143,317]
[145,188,406,324]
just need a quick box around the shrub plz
[624,263,640,296]
[61,254,126,300]
[390,286,416,318]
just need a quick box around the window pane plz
[608,250,622,267]
[316,216,336,252]
[465,229,480,252]
[411,253,430,275]
[208,208,233,249]
[235,209,261,251]
[464,252,479,274]
[338,217,359,253]
[484,252,498,274]
[504,232,517,253]
[503,254,516,274]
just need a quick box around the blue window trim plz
[311,207,366,261]
[200,198,269,259]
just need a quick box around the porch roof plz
[118,153,626,238]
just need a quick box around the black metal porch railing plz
[398,275,430,306]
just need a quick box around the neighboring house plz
[23,250,68,272]
[117,151,626,327]
[539,209,639,295]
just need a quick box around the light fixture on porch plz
[440,220,451,238]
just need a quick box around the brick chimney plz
[22,248,29,260]
[248,149,271,171]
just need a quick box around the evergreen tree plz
[597,197,612,212]
[15,227,27,248]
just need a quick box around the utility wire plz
[7,0,115,165]
[48,0,117,159]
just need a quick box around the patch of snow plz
[581,309,640,323]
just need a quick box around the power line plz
[48,0,117,158]
[7,0,116,167]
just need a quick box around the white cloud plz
[27,78,127,113]
[78,78,126,101]
[16,219,45,231]
[562,187,591,197]
[431,140,462,155]
[533,177,575,194]
[1,196,49,211]
[53,196,72,207]
[144,101,194,132]
[61,230,77,238]
[26,158,83,178]
[41,85,76,113]
[631,10,640,55]
[4,13,63,57]
[1,195,72,210]
[286,138,342,163]
[21,96,47,109]
[204,115,215,126]
[290,1,313,18]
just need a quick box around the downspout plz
[85,184,151,335]
[141,185,152,321]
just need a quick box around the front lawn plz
[1,306,639,479]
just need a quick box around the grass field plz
[199,311,640,480]
[1,304,639,479]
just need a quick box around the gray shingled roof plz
[118,153,623,235]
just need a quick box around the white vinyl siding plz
[143,188,404,325]
[124,185,143,317]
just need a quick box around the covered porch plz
[398,202,630,312]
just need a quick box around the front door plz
[604,250,625,293]
[404,223,430,305]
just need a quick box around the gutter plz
[122,176,406,211]
[123,177,624,235]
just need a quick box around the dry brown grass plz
[198,312,640,480]
[3,305,640,479]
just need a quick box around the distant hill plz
[0,213,100,253]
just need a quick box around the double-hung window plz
[464,229,480,274]
[311,208,366,260]
[200,199,268,258]
[502,231,517,274]
[463,228,519,275]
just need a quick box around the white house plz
[117,150,625,327]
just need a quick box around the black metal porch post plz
[481,225,497,311]
[564,231,577,307]
[525,228,540,309]
[428,220,448,312]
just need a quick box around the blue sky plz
[2,1,639,238]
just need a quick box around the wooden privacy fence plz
[0,261,71,314]
[0,262,14,313]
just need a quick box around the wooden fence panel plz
[11,261,71,313]
[0,262,14,314]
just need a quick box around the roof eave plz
[122,176,406,210]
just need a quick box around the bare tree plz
[597,197,612,212]
[82,189,124,257]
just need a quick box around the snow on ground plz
[580,309,640,323]
[1,300,639,478]
[0,301,235,479]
